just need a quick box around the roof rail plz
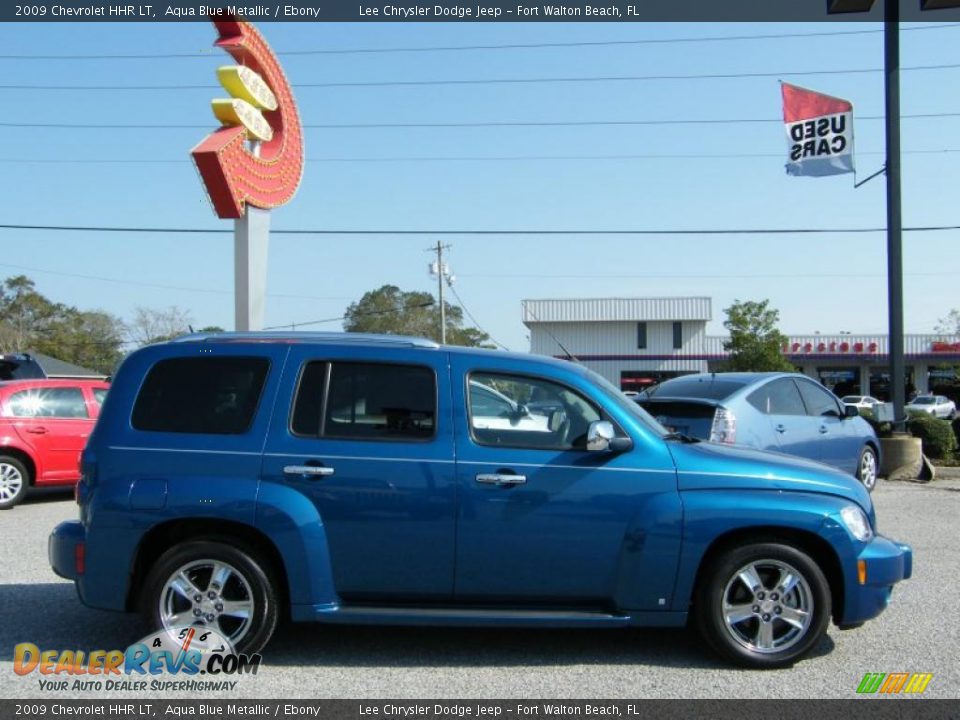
[170,331,441,350]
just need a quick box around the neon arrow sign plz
[191,17,304,219]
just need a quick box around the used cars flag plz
[782,82,855,177]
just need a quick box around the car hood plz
[666,439,873,512]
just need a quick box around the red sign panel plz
[191,17,304,219]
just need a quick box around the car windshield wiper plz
[663,431,700,444]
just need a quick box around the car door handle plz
[775,424,786,433]
[475,473,526,486]
[284,465,335,478]
[24,426,48,434]
[819,426,829,434]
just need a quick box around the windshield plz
[574,365,669,438]
[841,396,862,403]
[912,396,935,405]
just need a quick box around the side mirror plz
[586,420,615,452]
[586,420,632,453]
[844,405,860,418]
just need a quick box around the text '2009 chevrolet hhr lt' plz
[50,332,912,668]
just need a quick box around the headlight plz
[840,505,873,542]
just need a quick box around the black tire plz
[856,445,879,493]
[0,455,30,509]
[141,540,279,655]
[695,543,831,669]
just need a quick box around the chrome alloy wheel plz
[159,559,254,647]
[721,559,814,654]
[0,462,24,504]
[859,449,878,492]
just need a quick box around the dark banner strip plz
[3,700,960,720]
[4,0,960,23]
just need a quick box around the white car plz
[469,380,552,432]
[905,394,956,419]
[840,395,882,410]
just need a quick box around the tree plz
[935,309,960,336]
[722,299,795,372]
[343,284,492,347]
[0,275,125,375]
[126,306,193,347]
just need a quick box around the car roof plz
[645,372,811,400]
[170,331,581,372]
[0,378,109,389]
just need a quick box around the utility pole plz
[884,2,906,430]
[427,242,453,344]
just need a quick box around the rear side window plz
[92,388,108,406]
[749,379,806,416]
[132,357,269,434]
[319,362,436,441]
[7,387,88,419]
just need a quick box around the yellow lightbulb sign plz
[211,65,277,142]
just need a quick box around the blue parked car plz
[50,334,911,668]
[637,373,881,492]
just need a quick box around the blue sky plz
[1,20,959,350]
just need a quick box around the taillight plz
[75,543,85,575]
[709,407,737,444]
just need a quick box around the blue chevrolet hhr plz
[50,333,912,668]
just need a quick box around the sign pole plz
[234,207,270,331]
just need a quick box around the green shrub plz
[907,413,958,459]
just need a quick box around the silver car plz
[905,394,956,419]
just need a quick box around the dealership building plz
[522,297,960,399]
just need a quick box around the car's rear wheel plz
[695,543,831,668]
[0,456,29,509]
[856,446,878,493]
[142,540,278,654]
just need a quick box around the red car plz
[0,379,109,509]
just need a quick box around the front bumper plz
[841,535,912,626]
[49,520,85,581]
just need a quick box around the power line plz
[2,111,959,131]
[461,270,959,279]
[0,262,353,301]
[1,23,956,61]
[264,300,435,330]
[3,148,959,165]
[447,284,511,352]
[3,223,959,235]
[5,62,960,92]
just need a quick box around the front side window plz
[468,373,602,450]
[7,387,88,419]
[321,362,436,441]
[132,357,269,434]
[796,380,841,418]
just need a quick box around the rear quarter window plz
[131,356,269,434]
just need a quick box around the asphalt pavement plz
[2,480,957,699]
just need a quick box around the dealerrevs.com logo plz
[856,673,934,695]
[13,627,261,693]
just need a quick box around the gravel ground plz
[2,479,957,699]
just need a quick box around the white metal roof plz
[523,297,712,324]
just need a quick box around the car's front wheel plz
[856,446,878,493]
[695,543,831,668]
[142,540,279,654]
